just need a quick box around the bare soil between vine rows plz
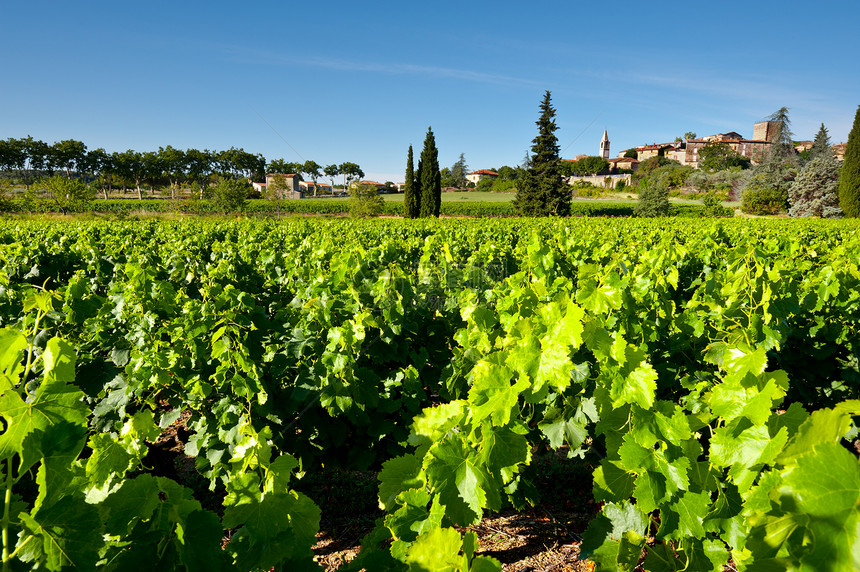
[147,410,599,570]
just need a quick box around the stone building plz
[264,173,303,199]
[753,121,781,142]
[683,133,770,168]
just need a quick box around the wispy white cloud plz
[623,70,846,114]
[221,45,544,89]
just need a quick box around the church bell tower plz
[599,129,610,160]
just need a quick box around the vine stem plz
[2,461,12,570]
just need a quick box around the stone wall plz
[568,174,632,188]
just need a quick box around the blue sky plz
[2,1,858,183]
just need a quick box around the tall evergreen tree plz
[514,91,568,216]
[788,156,841,218]
[810,123,834,160]
[418,127,441,218]
[766,107,796,162]
[839,105,860,217]
[403,145,419,218]
[450,153,469,188]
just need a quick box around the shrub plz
[349,184,384,217]
[475,178,494,192]
[741,179,786,215]
[701,191,733,217]
[635,180,670,217]
[212,178,251,212]
[570,180,605,198]
[26,176,95,214]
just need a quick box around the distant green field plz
[368,191,517,202]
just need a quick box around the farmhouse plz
[466,170,498,184]
[299,180,334,195]
[607,156,639,172]
[263,173,303,199]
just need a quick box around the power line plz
[561,110,605,155]
[254,110,305,162]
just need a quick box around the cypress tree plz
[418,127,441,218]
[514,91,568,216]
[404,145,419,218]
[839,105,860,217]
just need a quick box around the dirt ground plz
[312,506,595,571]
[148,411,599,570]
[303,453,599,571]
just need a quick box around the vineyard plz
[0,217,858,571]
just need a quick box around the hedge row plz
[3,198,733,218]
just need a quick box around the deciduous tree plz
[49,139,87,178]
[158,145,187,200]
[302,160,322,196]
[338,162,364,189]
[349,183,384,217]
[698,141,751,171]
[323,164,340,190]
[267,159,303,176]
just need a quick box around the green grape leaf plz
[633,470,667,513]
[86,433,135,485]
[42,337,77,384]
[580,502,648,571]
[538,414,588,451]
[577,278,622,315]
[385,490,446,546]
[766,402,809,439]
[404,527,500,572]
[265,453,301,494]
[711,420,787,476]
[659,491,711,540]
[0,328,27,391]
[593,460,636,503]
[224,489,321,570]
[467,360,528,427]
[379,453,425,511]
[424,436,492,525]
[100,474,161,536]
[177,509,229,572]
[409,400,467,448]
[18,495,102,570]
[783,441,860,517]
[479,424,530,485]
[618,436,654,472]
[0,376,88,469]
[776,402,860,466]
[653,403,693,446]
[721,345,767,381]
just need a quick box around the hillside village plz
[245,116,846,199]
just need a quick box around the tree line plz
[0,136,363,199]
